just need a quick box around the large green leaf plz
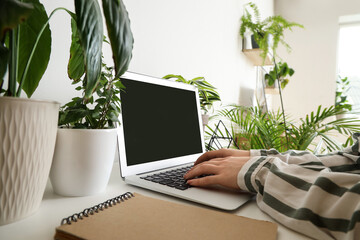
[102,0,133,78]
[0,0,33,41]
[74,0,103,98]
[68,18,85,81]
[17,0,51,97]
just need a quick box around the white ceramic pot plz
[0,97,59,225]
[50,128,117,196]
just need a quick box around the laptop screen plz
[120,74,203,169]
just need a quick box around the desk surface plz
[0,161,311,240]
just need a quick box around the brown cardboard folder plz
[55,192,277,240]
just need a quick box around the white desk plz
[0,161,311,240]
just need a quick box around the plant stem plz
[8,29,18,96]
[273,57,290,150]
[97,80,114,128]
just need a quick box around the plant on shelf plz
[211,104,360,153]
[163,74,221,114]
[239,2,304,60]
[240,2,303,148]
[335,75,352,112]
[264,62,294,89]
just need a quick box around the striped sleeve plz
[238,134,360,240]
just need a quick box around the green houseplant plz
[335,75,352,112]
[163,74,221,114]
[50,0,134,196]
[239,2,304,60]
[212,104,360,153]
[0,0,133,223]
[163,74,221,128]
[265,61,294,89]
[240,2,303,147]
[0,0,60,225]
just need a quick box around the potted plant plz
[264,61,294,91]
[215,104,360,153]
[49,0,133,196]
[0,0,60,225]
[162,74,221,128]
[240,2,304,61]
[335,76,352,119]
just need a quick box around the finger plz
[194,149,230,165]
[187,175,220,187]
[184,164,219,180]
[193,158,224,167]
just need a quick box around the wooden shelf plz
[242,49,273,66]
[264,87,279,95]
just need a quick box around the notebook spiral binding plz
[60,192,134,225]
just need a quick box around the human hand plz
[184,149,251,190]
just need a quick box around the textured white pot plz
[0,97,59,225]
[50,128,117,197]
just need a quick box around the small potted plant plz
[162,74,221,128]
[50,0,133,196]
[264,61,294,91]
[240,2,303,61]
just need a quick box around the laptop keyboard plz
[140,165,192,190]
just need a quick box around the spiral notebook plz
[54,192,277,240]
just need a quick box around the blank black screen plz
[120,77,203,166]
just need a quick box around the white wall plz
[273,0,360,120]
[33,0,274,109]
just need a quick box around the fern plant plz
[211,104,360,153]
[240,2,304,60]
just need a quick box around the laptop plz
[117,72,251,210]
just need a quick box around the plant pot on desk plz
[50,128,117,197]
[0,97,59,225]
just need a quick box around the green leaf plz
[102,0,134,78]
[281,79,289,89]
[0,45,9,81]
[0,0,34,41]
[74,0,103,99]
[59,108,88,125]
[68,18,85,81]
[114,80,125,89]
[17,0,51,97]
[288,68,295,76]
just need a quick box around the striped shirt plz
[237,133,360,240]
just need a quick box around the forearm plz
[238,155,360,240]
[251,148,356,168]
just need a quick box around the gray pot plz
[0,97,59,225]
